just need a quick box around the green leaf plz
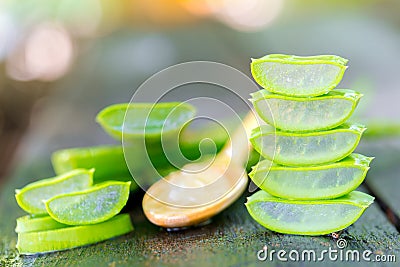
[251,89,362,132]
[249,153,373,199]
[251,54,348,97]
[45,181,130,225]
[250,123,365,166]
[245,190,374,235]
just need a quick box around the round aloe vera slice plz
[249,154,373,200]
[245,190,374,235]
[16,215,68,233]
[96,102,196,141]
[251,89,362,132]
[15,169,94,215]
[45,181,130,225]
[250,54,348,97]
[16,213,133,255]
[250,123,365,166]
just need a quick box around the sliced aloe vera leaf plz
[96,102,196,141]
[245,190,374,235]
[250,54,348,97]
[15,169,94,215]
[51,120,231,185]
[250,123,365,166]
[251,89,362,132]
[15,215,68,233]
[16,213,133,255]
[51,146,138,191]
[45,181,130,225]
[249,153,373,200]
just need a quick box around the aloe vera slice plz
[45,181,130,225]
[96,102,196,140]
[251,89,362,132]
[16,215,68,233]
[15,169,94,215]
[251,54,348,97]
[51,120,231,184]
[51,146,138,191]
[250,123,365,166]
[16,213,133,255]
[245,190,374,235]
[249,154,373,200]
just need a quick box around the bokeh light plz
[6,23,74,82]
[207,0,285,31]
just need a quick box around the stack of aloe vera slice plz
[14,169,133,254]
[245,54,375,235]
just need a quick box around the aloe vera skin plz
[245,190,374,236]
[16,214,133,255]
[51,126,230,186]
[51,146,136,187]
[251,89,362,132]
[250,123,366,166]
[250,54,348,97]
[16,215,68,233]
[249,154,373,200]
[96,102,196,141]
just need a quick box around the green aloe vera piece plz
[251,54,348,97]
[96,102,196,140]
[45,181,130,225]
[16,213,133,255]
[15,169,94,215]
[245,190,374,235]
[51,146,137,191]
[251,89,362,132]
[16,215,68,233]
[250,123,365,166]
[249,153,373,200]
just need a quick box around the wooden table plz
[1,136,399,266]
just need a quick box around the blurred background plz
[1,0,400,182]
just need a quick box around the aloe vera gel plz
[247,54,374,235]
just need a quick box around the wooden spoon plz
[142,112,257,228]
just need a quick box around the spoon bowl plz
[142,113,257,228]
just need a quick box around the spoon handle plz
[219,111,258,165]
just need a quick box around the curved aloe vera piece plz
[251,89,362,132]
[16,215,68,233]
[16,214,133,255]
[51,146,137,191]
[250,123,365,166]
[251,54,348,97]
[249,154,373,200]
[15,169,94,215]
[96,102,196,140]
[245,190,374,235]
[45,181,130,225]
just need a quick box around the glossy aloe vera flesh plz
[249,154,373,200]
[251,89,362,132]
[16,215,68,233]
[96,102,196,140]
[45,181,130,225]
[16,214,133,255]
[250,123,365,166]
[251,54,348,97]
[246,190,374,235]
[15,169,94,215]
